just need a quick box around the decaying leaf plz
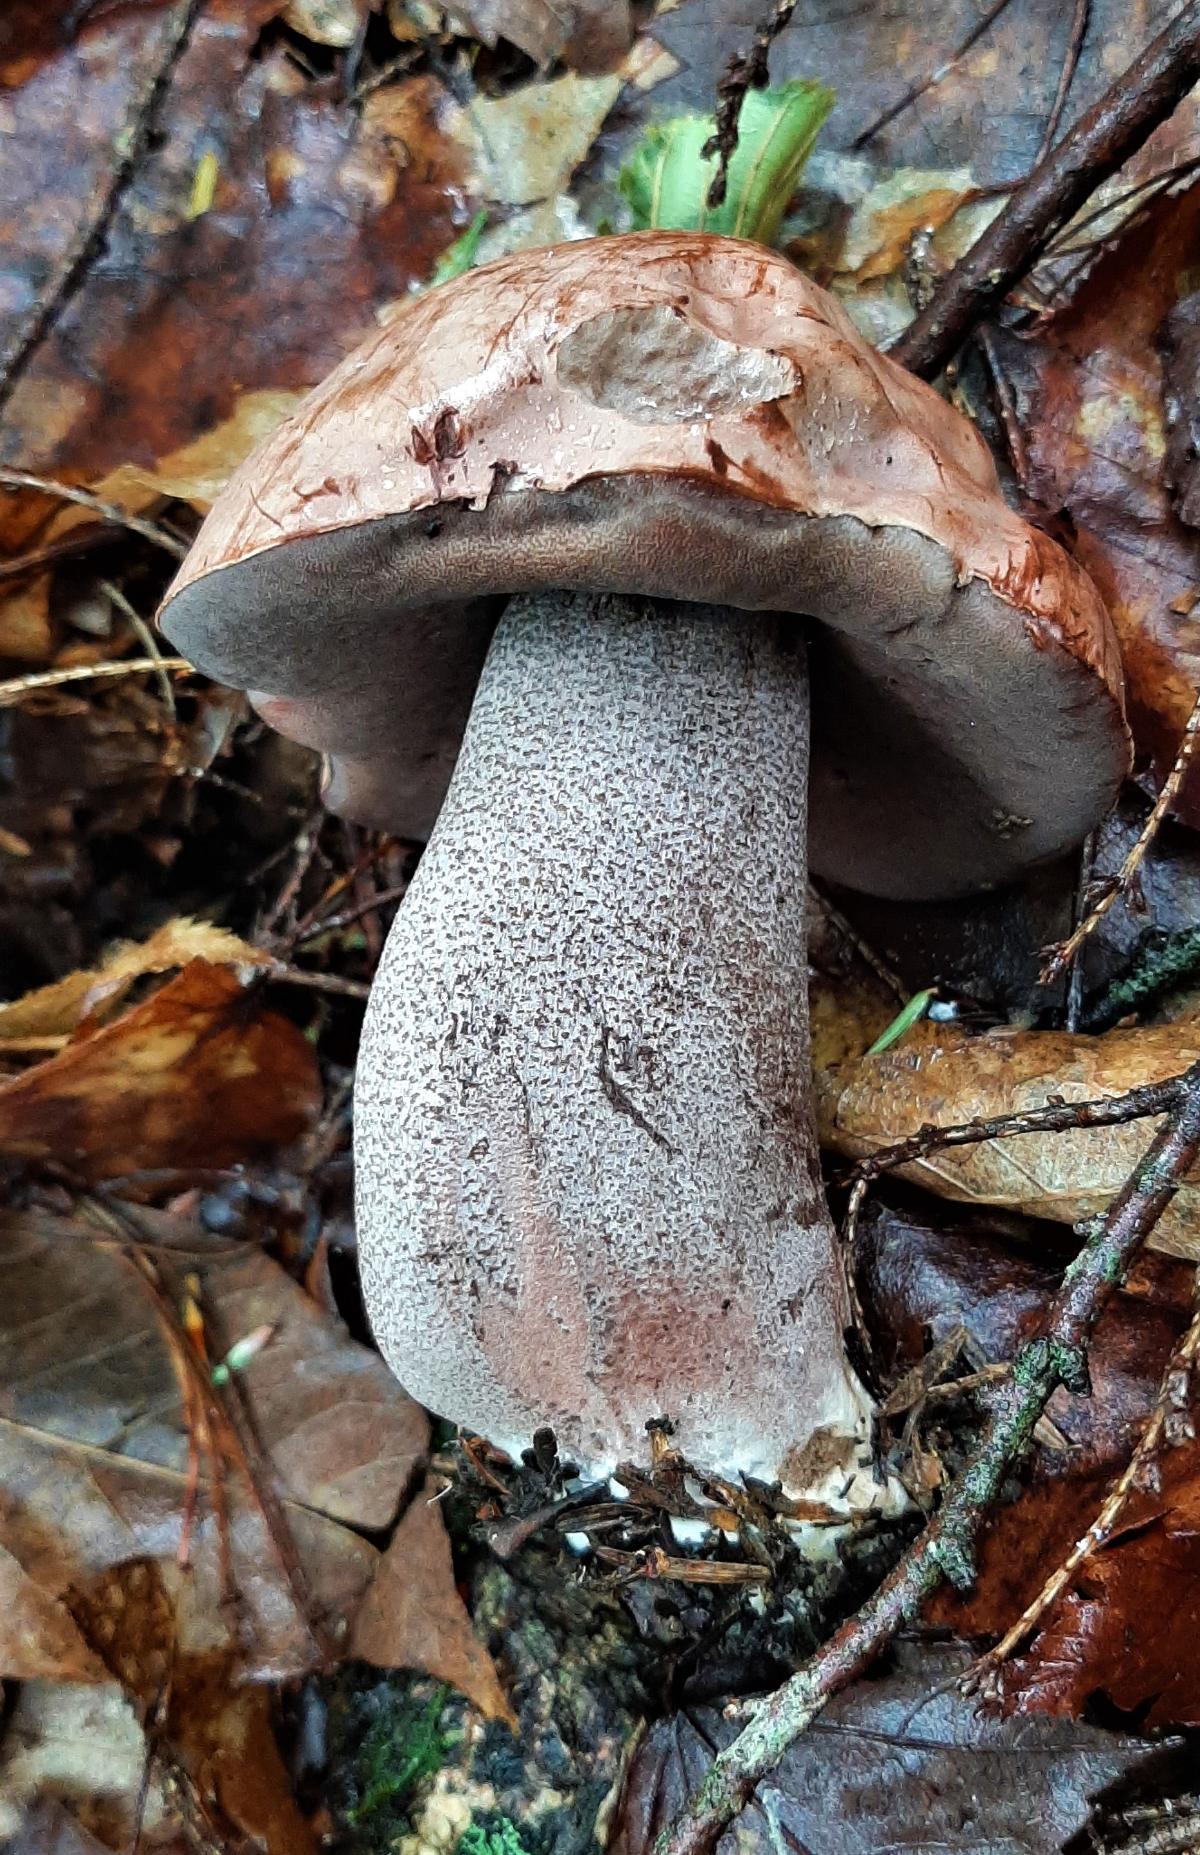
[611,1641,1171,1855]
[0,960,320,1182]
[817,1012,1200,1261]
[0,8,470,481]
[351,1474,516,1724]
[443,0,633,74]
[859,1200,1194,1483]
[0,915,268,1042]
[1160,287,1200,532]
[1005,184,1200,819]
[0,1203,508,1731]
[859,1201,1200,1729]
[0,1202,432,1678]
[0,1661,318,1855]
[991,1439,1200,1730]
[451,65,623,208]
[1,1204,430,1530]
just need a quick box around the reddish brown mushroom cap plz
[160,231,1129,898]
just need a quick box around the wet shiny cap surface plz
[159,230,1129,898]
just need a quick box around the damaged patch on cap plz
[556,304,798,423]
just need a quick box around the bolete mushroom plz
[159,233,1128,1503]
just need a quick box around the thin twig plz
[1029,152,1200,313]
[657,1055,1200,1855]
[265,964,371,1002]
[0,525,118,581]
[975,323,1030,483]
[293,881,408,945]
[1041,686,1200,984]
[891,1,1200,380]
[83,1197,332,1664]
[852,0,1015,148]
[807,883,907,1002]
[1065,829,1097,1032]
[964,1269,1200,1691]
[701,1,798,210]
[0,655,192,706]
[0,468,188,559]
[1033,0,1091,168]
[100,580,177,714]
[0,0,205,418]
[277,832,400,949]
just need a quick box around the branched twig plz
[0,0,205,419]
[0,467,188,559]
[851,0,1015,149]
[964,1269,1200,1692]
[702,1,798,209]
[891,1,1200,380]
[1041,686,1200,984]
[656,1055,1200,1855]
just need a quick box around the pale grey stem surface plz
[355,590,873,1493]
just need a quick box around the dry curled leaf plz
[0,959,319,1181]
[818,1015,1200,1261]
[0,914,267,1042]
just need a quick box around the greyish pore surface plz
[355,590,874,1494]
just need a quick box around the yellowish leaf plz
[0,915,268,1042]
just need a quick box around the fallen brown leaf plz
[351,1472,515,1725]
[0,8,469,481]
[818,1014,1200,1261]
[1160,286,1200,532]
[1,1202,429,1533]
[0,960,320,1182]
[0,1201,436,1691]
[990,1441,1200,1730]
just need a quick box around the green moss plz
[459,1815,534,1855]
[343,1682,453,1842]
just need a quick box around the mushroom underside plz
[160,478,1128,899]
[354,588,874,1496]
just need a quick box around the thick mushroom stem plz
[356,590,874,1498]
